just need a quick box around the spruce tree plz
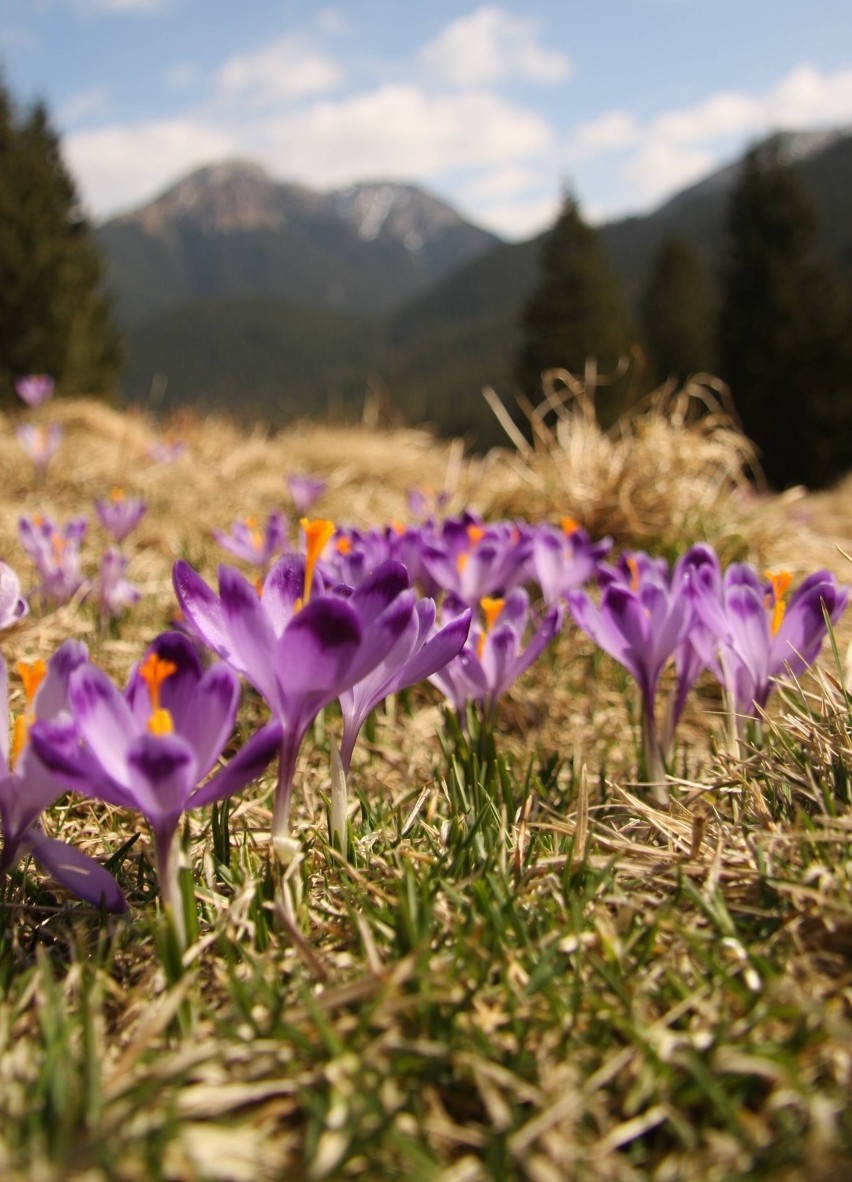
[0,81,122,405]
[719,139,852,488]
[639,236,718,386]
[514,195,634,423]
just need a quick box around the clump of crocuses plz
[31,632,282,945]
[1,643,126,911]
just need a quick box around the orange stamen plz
[11,660,46,767]
[477,596,505,660]
[335,536,353,556]
[765,569,793,636]
[467,525,485,546]
[561,516,580,536]
[389,520,406,536]
[626,555,641,593]
[300,518,335,609]
[138,651,177,714]
[110,487,125,502]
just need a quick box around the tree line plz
[515,139,852,489]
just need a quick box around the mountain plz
[97,162,501,325]
[102,129,852,444]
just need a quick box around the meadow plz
[1,376,852,1181]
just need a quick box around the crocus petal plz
[218,565,281,707]
[191,718,282,808]
[70,665,137,784]
[125,733,197,826]
[179,662,241,780]
[261,555,305,636]
[29,716,130,809]
[275,599,362,726]
[172,560,232,658]
[0,656,8,772]
[33,640,89,722]
[24,829,127,913]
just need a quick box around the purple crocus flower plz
[173,521,414,849]
[146,439,186,463]
[690,561,849,740]
[16,422,62,478]
[212,510,287,572]
[15,374,55,408]
[1,643,126,912]
[18,513,88,604]
[94,489,148,543]
[97,548,140,629]
[287,474,326,516]
[568,551,696,789]
[420,515,533,605]
[531,519,612,607]
[338,597,471,772]
[31,632,281,944]
[429,589,562,724]
[0,563,28,631]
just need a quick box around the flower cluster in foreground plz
[1,498,847,944]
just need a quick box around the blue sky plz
[3,1,852,239]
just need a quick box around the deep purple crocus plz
[0,563,28,631]
[690,561,849,741]
[173,521,415,849]
[429,589,562,723]
[15,374,55,408]
[420,515,533,605]
[95,489,148,543]
[31,632,281,942]
[1,643,126,912]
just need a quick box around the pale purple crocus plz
[16,422,62,479]
[18,513,88,604]
[31,632,281,944]
[690,561,849,744]
[429,589,563,724]
[95,489,148,543]
[213,511,287,572]
[97,548,140,629]
[15,374,55,408]
[0,642,126,912]
[329,594,470,850]
[287,474,326,516]
[531,519,612,607]
[173,537,414,850]
[146,439,186,463]
[0,563,28,631]
[568,552,696,791]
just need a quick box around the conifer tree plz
[639,236,718,386]
[514,195,634,423]
[719,139,852,488]
[0,79,122,405]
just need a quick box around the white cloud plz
[58,87,109,127]
[216,35,343,107]
[464,163,543,200]
[567,62,852,217]
[64,84,555,223]
[63,119,234,215]
[473,192,562,240]
[420,4,571,88]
